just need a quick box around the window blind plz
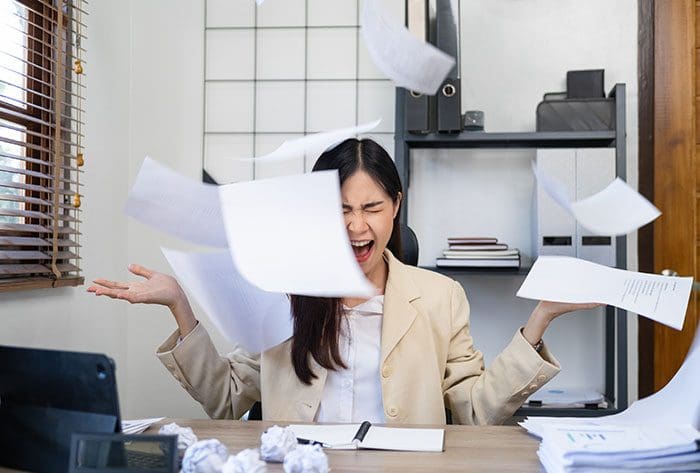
[0,0,86,291]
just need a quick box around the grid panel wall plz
[203,0,402,183]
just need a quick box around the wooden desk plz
[0,420,542,472]
[150,419,542,472]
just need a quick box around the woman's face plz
[341,170,400,278]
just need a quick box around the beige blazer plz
[157,250,560,425]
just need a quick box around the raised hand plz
[522,300,605,346]
[88,264,197,336]
[88,264,183,307]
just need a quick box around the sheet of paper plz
[533,162,661,236]
[521,324,700,437]
[161,248,293,353]
[517,256,693,330]
[362,426,444,452]
[125,157,227,247]
[360,0,455,95]
[604,324,700,428]
[218,170,376,298]
[231,120,381,165]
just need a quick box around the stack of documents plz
[537,423,700,472]
[521,325,700,472]
[121,417,164,435]
[436,237,520,269]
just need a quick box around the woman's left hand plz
[522,301,604,346]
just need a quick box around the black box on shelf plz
[567,69,605,99]
[536,97,615,132]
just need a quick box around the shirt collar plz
[343,294,384,315]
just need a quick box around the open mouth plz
[351,239,375,263]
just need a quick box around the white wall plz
[123,0,210,419]
[0,0,131,407]
[0,0,639,418]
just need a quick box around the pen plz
[296,437,328,447]
[296,421,373,449]
[351,421,372,447]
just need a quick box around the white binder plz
[535,149,577,257]
[576,148,616,266]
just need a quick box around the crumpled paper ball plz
[282,444,329,473]
[260,425,297,462]
[181,439,229,473]
[221,448,267,473]
[158,422,199,450]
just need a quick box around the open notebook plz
[289,423,445,452]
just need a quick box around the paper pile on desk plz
[524,325,700,471]
[121,417,165,434]
[532,161,660,236]
[125,157,376,352]
[537,423,700,473]
[517,256,693,330]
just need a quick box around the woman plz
[89,138,599,425]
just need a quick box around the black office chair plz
[247,401,263,421]
[245,225,419,422]
[399,223,419,266]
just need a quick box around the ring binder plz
[405,0,431,133]
[435,0,461,133]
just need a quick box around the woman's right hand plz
[87,263,198,337]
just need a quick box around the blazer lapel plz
[381,250,421,365]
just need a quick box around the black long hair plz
[290,138,403,384]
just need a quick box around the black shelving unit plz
[394,84,628,418]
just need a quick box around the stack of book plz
[436,237,520,269]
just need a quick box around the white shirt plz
[315,295,386,423]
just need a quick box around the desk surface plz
[0,420,542,472]
[156,419,542,472]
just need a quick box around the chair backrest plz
[399,224,419,266]
[247,402,263,421]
